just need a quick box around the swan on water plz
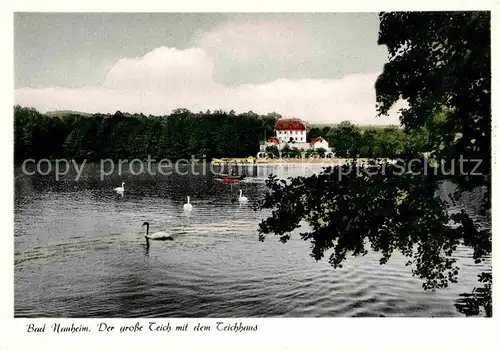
[183,196,193,211]
[238,189,248,202]
[114,182,125,194]
[142,222,173,247]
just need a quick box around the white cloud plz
[192,19,309,64]
[15,45,401,125]
[102,47,217,92]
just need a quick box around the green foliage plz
[265,145,280,158]
[261,112,282,140]
[307,121,410,159]
[256,11,491,316]
[325,121,362,157]
[14,105,72,162]
[454,272,492,317]
[305,148,326,158]
[315,148,326,158]
[258,161,489,290]
[280,145,302,159]
[327,121,408,159]
[14,106,276,162]
[306,127,322,142]
[376,11,490,192]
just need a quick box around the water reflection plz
[14,164,491,317]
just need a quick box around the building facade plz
[259,119,332,156]
[274,119,307,143]
[311,137,330,150]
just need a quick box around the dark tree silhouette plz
[14,107,271,162]
[265,145,280,158]
[14,108,413,164]
[256,11,491,316]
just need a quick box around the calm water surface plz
[14,164,490,317]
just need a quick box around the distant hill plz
[45,110,92,117]
[309,123,402,130]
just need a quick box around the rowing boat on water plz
[217,174,247,182]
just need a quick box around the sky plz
[14,13,402,125]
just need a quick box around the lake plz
[14,162,491,317]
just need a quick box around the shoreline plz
[14,157,387,168]
[211,157,373,165]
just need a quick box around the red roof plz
[267,137,279,145]
[311,137,326,144]
[275,119,306,131]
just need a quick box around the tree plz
[359,129,376,158]
[265,145,280,158]
[281,145,302,158]
[256,11,491,316]
[307,127,322,142]
[376,11,490,192]
[260,113,281,141]
[280,144,291,158]
[322,126,332,135]
[325,121,362,158]
[14,107,287,164]
[315,147,326,158]
[372,127,406,159]
[289,147,302,158]
[306,147,327,158]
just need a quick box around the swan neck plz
[187,196,190,204]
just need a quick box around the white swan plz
[238,189,248,202]
[142,222,173,247]
[114,182,125,194]
[183,196,193,211]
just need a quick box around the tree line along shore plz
[14,105,425,164]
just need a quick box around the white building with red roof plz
[311,137,330,150]
[274,119,307,143]
[266,137,280,145]
[259,119,332,155]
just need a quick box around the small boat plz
[217,174,247,182]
